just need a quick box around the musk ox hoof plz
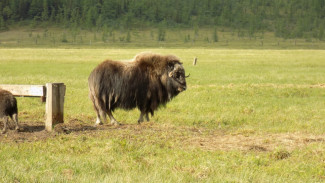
[15,126,23,132]
[111,120,120,126]
[94,122,104,127]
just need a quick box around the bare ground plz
[0,119,324,152]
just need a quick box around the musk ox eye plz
[175,73,183,79]
[176,72,185,79]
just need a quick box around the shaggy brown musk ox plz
[88,52,188,125]
[0,89,19,133]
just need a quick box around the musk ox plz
[88,52,188,125]
[0,89,19,134]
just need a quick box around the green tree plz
[28,0,42,18]
[49,7,56,22]
[319,23,324,41]
[86,8,94,30]
[157,21,166,41]
[213,27,218,42]
[157,27,166,41]
[41,0,48,21]
[126,30,131,42]
[2,5,12,21]
[0,16,8,31]
[70,8,80,29]
[96,15,103,31]
[0,0,324,41]
[102,25,108,43]
[248,16,256,39]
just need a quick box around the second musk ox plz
[0,88,19,134]
[88,52,188,125]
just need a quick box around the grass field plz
[0,48,325,182]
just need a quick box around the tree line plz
[0,0,324,40]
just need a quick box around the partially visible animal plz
[88,52,188,125]
[0,89,19,134]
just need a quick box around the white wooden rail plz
[0,83,66,131]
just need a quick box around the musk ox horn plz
[185,73,190,78]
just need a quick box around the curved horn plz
[185,73,190,78]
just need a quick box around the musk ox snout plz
[178,85,187,92]
[0,89,19,134]
[88,52,188,125]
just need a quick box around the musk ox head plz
[134,52,188,99]
[167,60,187,96]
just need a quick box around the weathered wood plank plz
[0,84,46,97]
[45,83,66,131]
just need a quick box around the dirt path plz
[1,120,324,152]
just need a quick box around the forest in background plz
[0,0,324,41]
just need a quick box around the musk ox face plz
[167,62,187,97]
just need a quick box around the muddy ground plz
[0,119,324,152]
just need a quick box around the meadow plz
[0,48,324,182]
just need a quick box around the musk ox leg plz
[89,91,105,126]
[1,116,8,134]
[107,110,120,125]
[12,113,19,131]
[95,116,102,125]
[95,110,106,126]
[145,113,150,122]
[138,111,149,124]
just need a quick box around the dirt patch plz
[1,120,324,152]
[184,132,325,151]
[0,119,150,143]
[0,121,51,143]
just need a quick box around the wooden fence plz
[0,83,66,131]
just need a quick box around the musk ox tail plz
[88,72,106,117]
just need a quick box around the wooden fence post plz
[193,57,197,66]
[45,83,66,131]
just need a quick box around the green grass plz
[1,135,324,182]
[0,48,325,182]
[0,49,324,133]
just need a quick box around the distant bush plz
[61,33,68,43]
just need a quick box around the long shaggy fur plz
[0,89,19,133]
[88,52,187,124]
